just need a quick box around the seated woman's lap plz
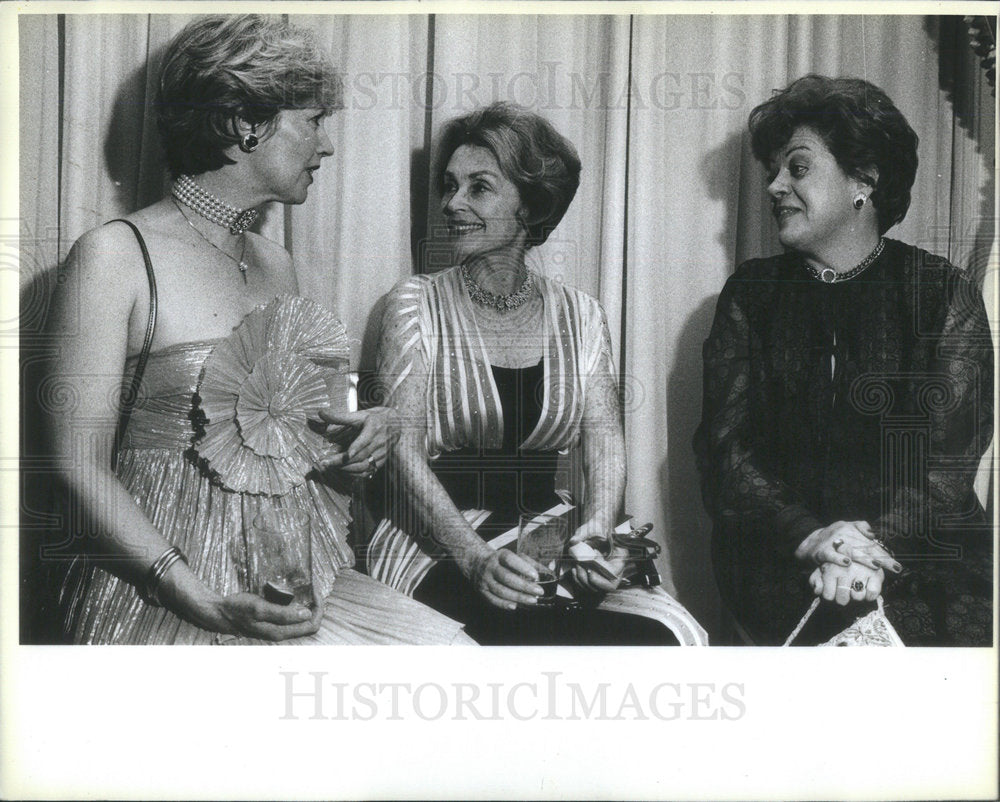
[414,558,679,646]
[712,531,868,645]
[713,522,994,646]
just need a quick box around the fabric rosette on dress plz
[195,294,353,495]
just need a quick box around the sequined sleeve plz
[375,275,430,410]
[587,303,617,389]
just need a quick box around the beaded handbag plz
[784,596,905,647]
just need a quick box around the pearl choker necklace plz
[461,265,534,312]
[805,238,886,284]
[171,174,259,236]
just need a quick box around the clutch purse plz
[784,596,905,647]
[565,522,663,591]
[575,525,663,588]
[612,527,663,588]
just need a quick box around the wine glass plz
[516,513,569,606]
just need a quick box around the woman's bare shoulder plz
[66,217,150,289]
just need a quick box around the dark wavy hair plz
[156,15,342,178]
[748,74,919,234]
[434,103,581,247]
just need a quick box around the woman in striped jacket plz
[370,103,681,645]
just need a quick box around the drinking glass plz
[247,507,314,608]
[516,513,569,606]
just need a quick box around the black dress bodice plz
[431,361,562,538]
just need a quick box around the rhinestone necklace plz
[171,174,259,236]
[805,238,886,284]
[461,264,534,312]
[171,197,249,283]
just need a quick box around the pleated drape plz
[287,15,431,366]
[19,11,994,639]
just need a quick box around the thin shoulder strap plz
[109,219,158,471]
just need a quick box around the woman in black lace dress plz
[695,75,994,645]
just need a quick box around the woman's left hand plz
[795,520,900,572]
[809,561,884,605]
[318,406,397,478]
[568,520,627,593]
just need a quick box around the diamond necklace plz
[461,264,534,312]
[171,174,259,236]
[171,197,249,283]
[805,238,886,284]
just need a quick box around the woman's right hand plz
[795,520,902,573]
[161,568,324,641]
[809,561,885,605]
[211,592,324,641]
[462,548,545,610]
[318,407,397,478]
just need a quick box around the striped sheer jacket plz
[376,267,616,458]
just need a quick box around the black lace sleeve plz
[694,266,824,554]
[873,270,994,545]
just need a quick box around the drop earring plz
[240,125,259,153]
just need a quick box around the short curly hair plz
[434,103,581,247]
[748,74,919,234]
[156,14,342,178]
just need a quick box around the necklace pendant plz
[820,268,836,283]
[239,261,248,283]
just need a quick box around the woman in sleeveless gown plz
[50,15,473,645]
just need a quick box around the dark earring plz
[853,192,867,210]
[240,125,258,153]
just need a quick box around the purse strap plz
[109,219,158,471]
[782,597,822,646]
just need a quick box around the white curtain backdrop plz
[19,12,995,638]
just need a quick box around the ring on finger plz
[851,579,865,593]
[366,456,377,478]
